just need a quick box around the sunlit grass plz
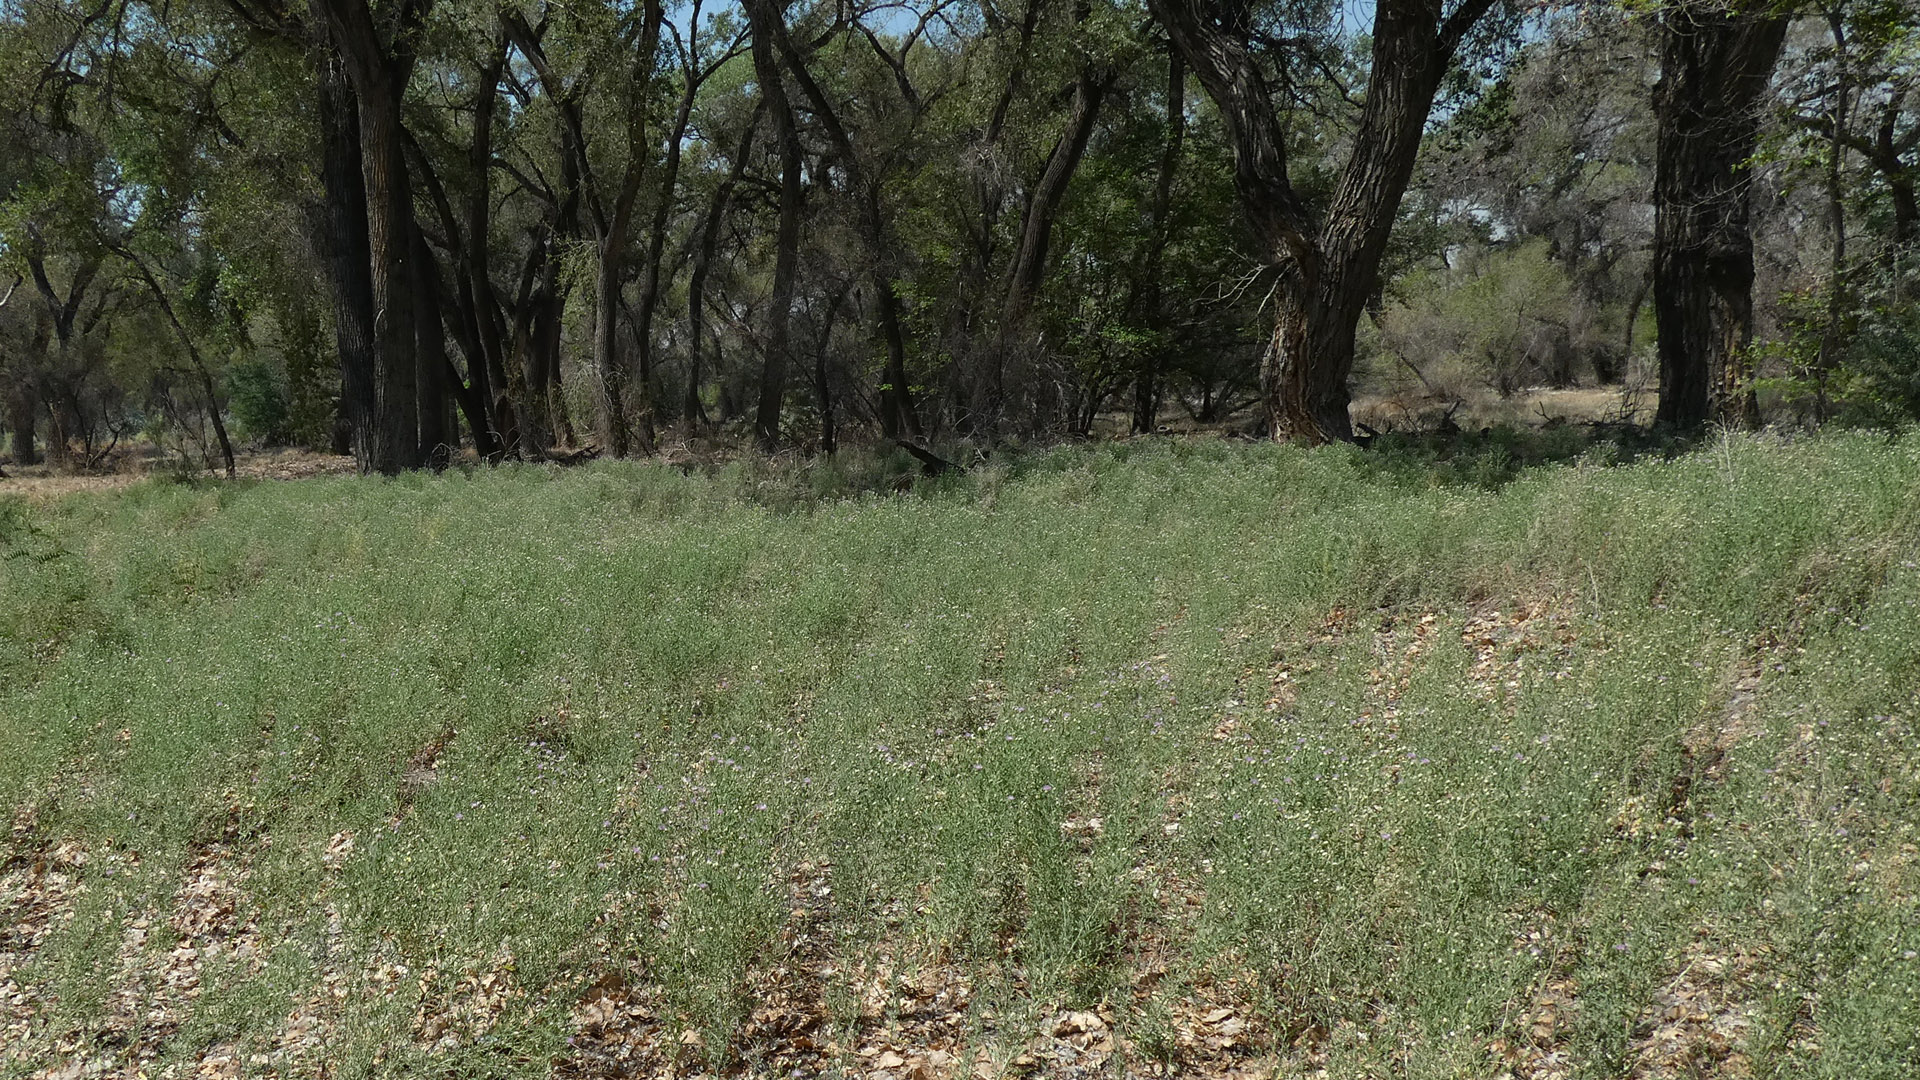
[2,432,1917,1077]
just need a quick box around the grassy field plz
[2,433,1918,1079]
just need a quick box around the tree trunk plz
[312,56,379,473]
[1264,272,1369,443]
[1866,79,1915,291]
[6,383,38,466]
[1651,0,1788,431]
[748,0,804,452]
[871,276,920,440]
[992,64,1112,432]
[1152,0,1494,444]
[505,234,554,457]
[1890,169,1918,249]
[314,0,434,473]
[1813,2,1851,419]
[591,233,632,456]
[464,34,511,458]
[403,129,501,460]
[814,284,851,456]
[1004,69,1112,328]
[768,17,922,440]
[1133,47,1185,435]
[24,249,99,473]
[684,115,759,426]
[627,19,695,448]
[357,89,421,472]
[413,225,451,466]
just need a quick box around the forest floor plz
[0,449,361,501]
[2,433,1917,1079]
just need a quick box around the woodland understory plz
[1,0,1917,477]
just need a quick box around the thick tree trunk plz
[1651,0,1787,431]
[1891,171,1919,248]
[412,226,451,466]
[591,234,632,456]
[312,59,379,472]
[6,384,38,466]
[1264,273,1369,443]
[314,0,434,472]
[748,0,803,452]
[356,90,421,472]
[1152,0,1492,444]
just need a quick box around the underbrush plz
[2,432,1917,1078]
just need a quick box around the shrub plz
[223,358,292,446]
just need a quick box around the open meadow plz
[3,433,1918,1079]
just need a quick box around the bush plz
[1366,239,1616,400]
[223,358,291,446]
[1755,261,1920,427]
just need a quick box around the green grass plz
[2,432,1918,1078]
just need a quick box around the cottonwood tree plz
[1650,0,1790,430]
[1149,0,1512,443]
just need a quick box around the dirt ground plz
[2,386,1654,499]
[1349,385,1655,432]
[0,449,361,501]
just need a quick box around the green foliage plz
[1756,260,1920,427]
[3,438,1919,1075]
[223,359,292,446]
[1370,239,1597,399]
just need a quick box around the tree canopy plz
[2,0,1915,472]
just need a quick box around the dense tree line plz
[0,0,1915,474]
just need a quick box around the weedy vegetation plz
[2,433,1918,1078]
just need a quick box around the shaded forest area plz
[1,0,1917,475]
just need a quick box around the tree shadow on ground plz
[1352,420,1701,490]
